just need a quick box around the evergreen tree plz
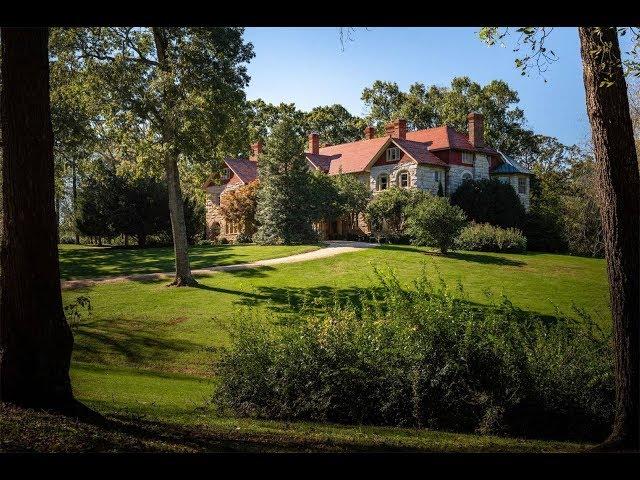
[254,116,317,244]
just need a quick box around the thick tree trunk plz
[579,27,640,451]
[0,28,74,408]
[152,27,196,286]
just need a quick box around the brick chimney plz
[467,112,484,148]
[384,119,407,139]
[364,126,376,140]
[308,132,319,154]
[250,141,263,161]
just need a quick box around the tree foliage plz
[361,77,537,158]
[450,178,526,229]
[219,180,260,238]
[405,197,468,253]
[254,115,317,245]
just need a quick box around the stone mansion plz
[203,112,532,241]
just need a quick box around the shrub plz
[456,223,527,253]
[365,188,430,243]
[405,197,468,253]
[215,269,613,441]
[450,178,526,229]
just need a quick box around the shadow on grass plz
[72,319,203,369]
[376,244,526,267]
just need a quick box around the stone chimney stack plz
[467,112,484,148]
[250,141,263,161]
[364,126,376,140]
[385,119,407,139]
[308,132,320,155]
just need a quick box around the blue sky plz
[243,27,592,146]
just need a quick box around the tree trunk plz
[0,28,74,409]
[72,158,79,245]
[579,27,640,451]
[152,27,196,286]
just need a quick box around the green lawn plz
[58,243,321,279]
[56,244,609,452]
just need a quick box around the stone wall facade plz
[205,183,243,241]
[369,163,445,195]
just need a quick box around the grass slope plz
[53,244,610,452]
[0,363,588,453]
[58,243,321,279]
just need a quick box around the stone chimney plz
[308,132,319,154]
[385,119,407,139]
[364,126,376,140]
[467,112,484,148]
[250,141,263,161]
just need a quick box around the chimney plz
[364,126,376,140]
[308,132,320,155]
[384,119,407,139]
[467,112,484,148]
[250,141,263,161]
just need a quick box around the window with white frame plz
[518,177,527,194]
[462,152,474,164]
[461,171,473,182]
[398,171,410,188]
[386,147,401,162]
[221,168,230,180]
[434,171,440,183]
[377,173,389,191]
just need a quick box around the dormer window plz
[386,147,401,162]
[462,152,474,164]
[221,168,230,181]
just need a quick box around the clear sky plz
[243,27,593,147]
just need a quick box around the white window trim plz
[517,177,527,195]
[461,171,473,182]
[386,147,401,162]
[398,171,410,188]
[462,152,475,165]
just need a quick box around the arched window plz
[461,171,473,183]
[397,171,410,188]
[377,174,389,191]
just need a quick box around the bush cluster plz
[215,269,613,441]
[456,223,527,253]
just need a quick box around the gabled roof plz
[224,157,258,184]
[394,138,448,167]
[406,125,499,155]
[491,151,532,175]
[306,153,339,173]
[318,136,390,175]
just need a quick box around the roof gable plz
[224,157,258,184]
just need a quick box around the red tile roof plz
[224,158,258,184]
[306,153,338,173]
[394,138,448,167]
[318,136,390,175]
[406,125,499,155]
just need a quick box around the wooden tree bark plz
[579,27,640,451]
[152,27,196,287]
[0,28,75,408]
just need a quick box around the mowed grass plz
[65,362,588,452]
[58,243,321,280]
[55,244,609,452]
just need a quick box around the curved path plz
[61,240,379,290]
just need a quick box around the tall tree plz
[360,77,537,158]
[481,25,640,451]
[304,104,365,145]
[254,116,316,244]
[63,27,254,286]
[0,28,74,409]
[578,27,639,450]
